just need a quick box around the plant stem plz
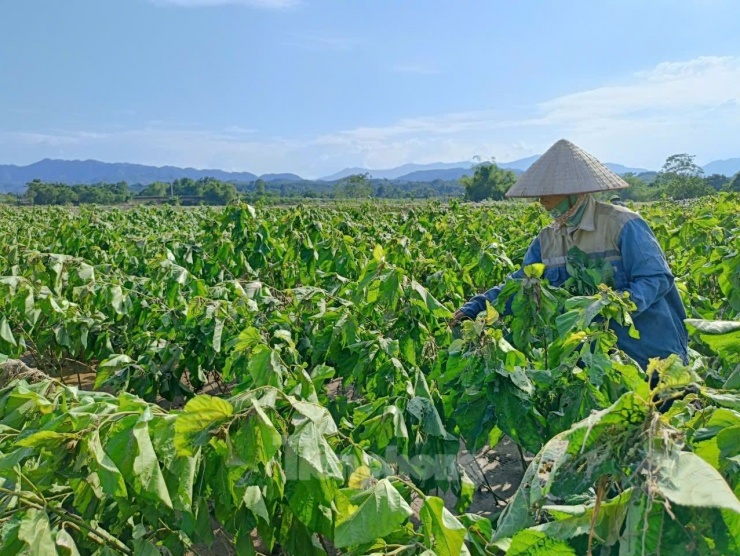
[0,486,132,555]
[516,444,528,474]
[468,444,505,505]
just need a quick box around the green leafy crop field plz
[0,195,738,555]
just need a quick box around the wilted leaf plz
[17,509,57,556]
[655,451,740,513]
[420,496,466,556]
[334,479,412,548]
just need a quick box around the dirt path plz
[455,436,529,516]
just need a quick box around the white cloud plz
[536,56,740,125]
[4,56,739,176]
[149,0,298,9]
[309,55,740,170]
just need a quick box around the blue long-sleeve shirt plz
[460,198,688,370]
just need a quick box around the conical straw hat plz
[505,139,630,198]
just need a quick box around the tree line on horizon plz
[1,176,465,206]
[1,153,737,206]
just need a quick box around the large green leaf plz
[459,513,493,556]
[455,469,476,514]
[410,280,453,318]
[95,354,135,389]
[334,479,413,548]
[284,422,343,482]
[131,420,173,508]
[247,344,285,388]
[357,404,408,450]
[685,319,740,335]
[723,482,740,549]
[0,317,16,347]
[534,490,633,548]
[495,381,546,454]
[725,364,740,389]
[685,319,740,363]
[55,529,81,556]
[174,394,233,456]
[494,393,647,542]
[131,540,161,555]
[407,396,448,437]
[287,397,338,435]
[110,285,126,315]
[284,421,343,536]
[87,429,127,498]
[419,496,466,556]
[106,418,173,508]
[492,454,539,541]
[233,400,282,467]
[703,390,740,411]
[655,451,740,513]
[16,430,75,449]
[17,509,57,556]
[243,485,270,524]
[284,476,336,539]
[163,450,198,512]
[617,493,646,556]
[503,529,576,555]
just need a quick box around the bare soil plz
[454,436,530,517]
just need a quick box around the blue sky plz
[1,0,739,177]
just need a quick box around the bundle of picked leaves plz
[564,246,615,296]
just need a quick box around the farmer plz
[610,194,626,206]
[452,139,689,372]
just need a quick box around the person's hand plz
[448,310,469,328]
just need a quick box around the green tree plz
[621,173,645,188]
[255,179,267,198]
[659,153,704,178]
[724,172,740,193]
[460,160,517,202]
[656,154,715,200]
[202,180,237,205]
[26,180,77,205]
[704,173,729,191]
[175,178,199,196]
[619,173,656,202]
[138,182,169,197]
[25,180,132,205]
[336,173,372,198]
[668,177,717,200]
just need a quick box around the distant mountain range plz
[702,158,740,176]
[319,161,474,182]
[0,155,738,193]
[334,158,651,183]
[0,159,263,193]
[498,155,541,172]
[258,173,303,182]
[397,167,477,182]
